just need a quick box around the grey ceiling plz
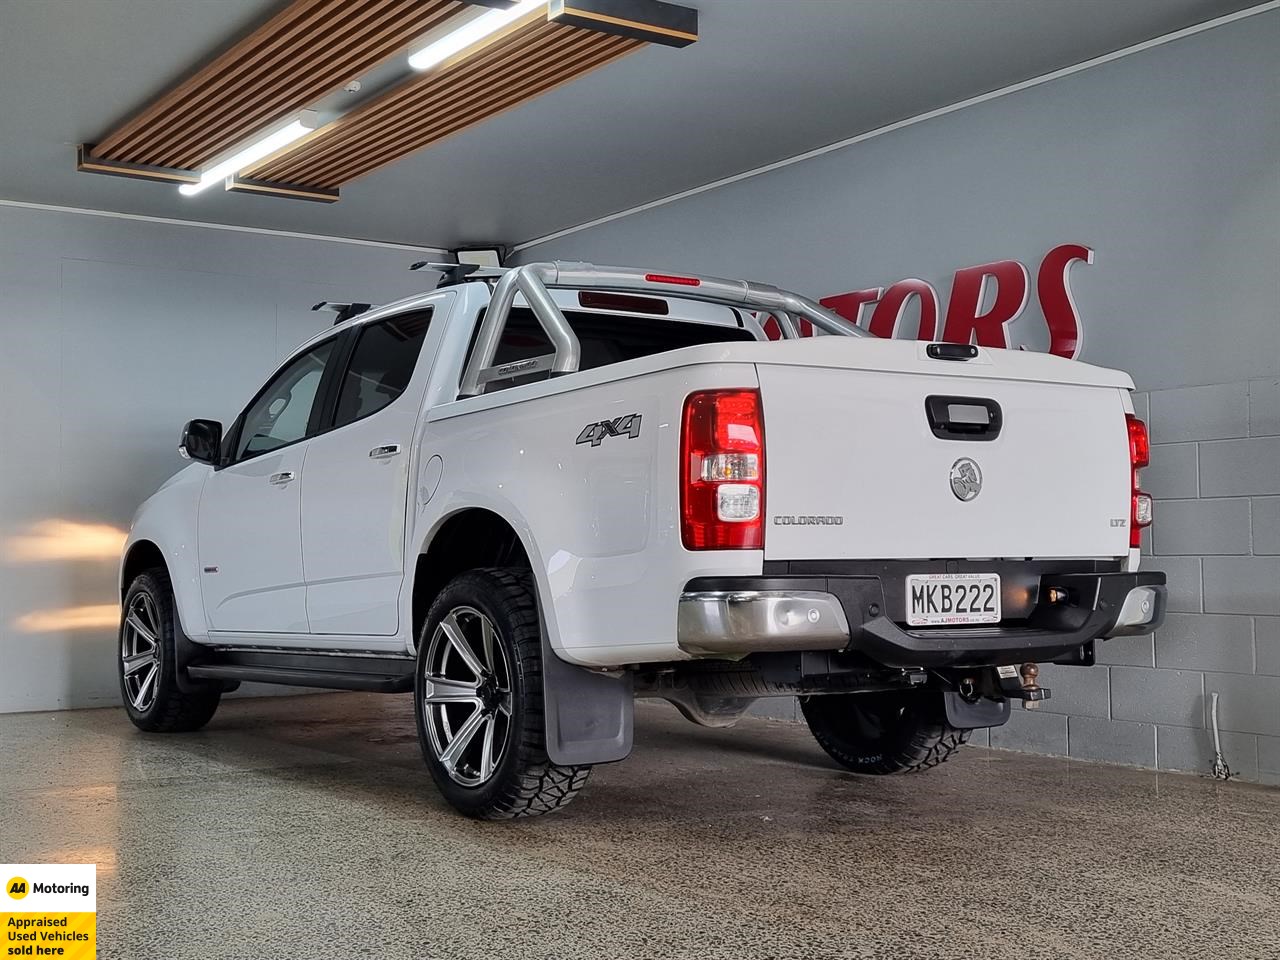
[0,0,1259,249]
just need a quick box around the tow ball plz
[996,663,1052,710]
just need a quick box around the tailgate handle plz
[925,395,1002,441]
[927,343,978,361]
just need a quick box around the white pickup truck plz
[119,261,1165,819]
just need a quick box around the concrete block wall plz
[992,380,1280,783]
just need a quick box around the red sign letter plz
[868,279,939,340]
[941,260,1029,348]
[1036,243,1092,359]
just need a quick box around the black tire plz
[800,690,969,775]
[415,568,590,819]
[119,568,221,732]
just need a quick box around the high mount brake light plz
[1127,414,1152,548]
[681,390,764,550]
[645,273,701,287]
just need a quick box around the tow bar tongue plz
[997,663,1052,709]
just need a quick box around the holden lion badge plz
[949,458,982,502]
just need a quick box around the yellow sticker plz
[2,865,95,959]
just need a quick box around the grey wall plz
[517,13,1280,782]
[0,204,432,712]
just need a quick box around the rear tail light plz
[681,390,764,549]
[1127,414,1152,548]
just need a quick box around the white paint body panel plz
[298,303,449,636]
[421,359,764,666]
[757,340,1134,560]
[124,464,211,638]
[198,444,310,634]
[300,410,414,636]
[125,282,1141,669]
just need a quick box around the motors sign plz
[769,244,1094,360]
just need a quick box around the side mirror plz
[179,419,223,465]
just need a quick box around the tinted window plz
[334,311,432,427]
[236,340,335,461]
[484,308,756,390]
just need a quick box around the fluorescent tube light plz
[407,0,545,71]
[179,112,319,196]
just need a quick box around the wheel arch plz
[121,539,168,598]
[411,504,633,768]
[119,536,227,696]
[121,463,210,638]
[411,507,532,649]
[120,525,208,639]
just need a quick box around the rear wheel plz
[415,568,590,819]
[800,690,969,775]
[119,569,221,732]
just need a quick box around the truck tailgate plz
[757,343,1133,561]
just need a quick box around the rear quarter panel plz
[419,359,763,666]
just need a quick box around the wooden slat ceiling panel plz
[92,0,464,171]
[247,19,642,188]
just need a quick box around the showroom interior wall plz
[0,203,434,712]
[515,11,1280,782]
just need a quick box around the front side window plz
[333,311,432,428]
[235,339,335,461]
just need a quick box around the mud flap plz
[173,611,240,695]
[943,691,1010,729]
[540,612,633,766]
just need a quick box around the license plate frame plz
[906,573,1001,626]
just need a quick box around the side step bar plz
[187,650,415,693]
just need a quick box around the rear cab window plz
[476,301,759,392]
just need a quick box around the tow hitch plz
[997,662,1052,709]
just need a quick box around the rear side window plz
[486,308,756,390]
[334,310,432,427]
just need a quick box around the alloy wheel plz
[121,592,162,712]
[421,606,513,787]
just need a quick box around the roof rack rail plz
[458,261,869,397]
[312,301,374,325]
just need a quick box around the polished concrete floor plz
[2,693,1278,960]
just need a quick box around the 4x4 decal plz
[577,414,642,447]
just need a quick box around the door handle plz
[369,444,402,459]
[268,471,296,485]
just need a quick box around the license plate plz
[906,573,1001,626]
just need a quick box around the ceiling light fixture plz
[407,0,546,71]
[178,111,320,196]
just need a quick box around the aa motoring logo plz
[3,873,91,899]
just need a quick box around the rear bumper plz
[679,565,1166,668]
[677,590,851,656]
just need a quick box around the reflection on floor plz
[2,693,1277,959]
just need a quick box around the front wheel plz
[415,568,590,819]
[800,691,969,775]
[119,568,221,732]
